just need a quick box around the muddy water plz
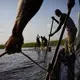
[0,48,55,80]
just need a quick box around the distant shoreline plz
[0,39,65,49]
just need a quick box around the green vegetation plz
[22,42,36,47]
[0,39,65,49]
[50,39,65,46]
[0,44,5,49]
[22,39,65,47]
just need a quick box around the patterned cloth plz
[75,49,80,80]
[60,63,68,80]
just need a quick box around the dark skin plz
[5,0,43,54]
[49,14,63,37]
[51,16,59,24]
[5,0,75,54]
[49,0,75,37]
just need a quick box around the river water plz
[0,47,58,80]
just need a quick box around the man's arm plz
[49,22,62,37]
[5,0,43,53]
[51,16,59,24]
[49,17,64,37]
[12,0,43,36]
[49,26,61,37]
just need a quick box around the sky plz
[0,0,80,44]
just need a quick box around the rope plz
[0,51,48,72]
[0,52,7,57]
[21,51,48,72]
[0,51,74,79]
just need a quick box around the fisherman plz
[36,34,41,47]
[41,36,44,47]
[49,9,77,54]
[49,9,77,80]
[40,36,47,50]
[5,0,75,54]
[41,36,47,47]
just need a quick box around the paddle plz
[47,18,54,51]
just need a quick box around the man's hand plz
[67,0,75,10]
[5,35,24,54]
[51,16,55,20]
[49,33,54,37]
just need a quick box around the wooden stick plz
[47,19,54,47]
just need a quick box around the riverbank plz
[0,39,65,49]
